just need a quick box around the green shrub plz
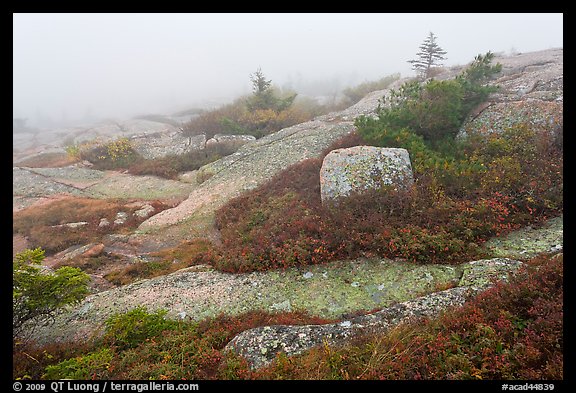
[179,73,349,141]
[376,79,465,141]
[362,51,501,145]
[64,144,82,160]
[13,248,90,341]
[80,137,141,170]
[43,348,113,380]
[103,306,180,350]
[106,310,331,380]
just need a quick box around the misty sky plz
[13,13,563,128]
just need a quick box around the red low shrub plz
[208,124,562,272]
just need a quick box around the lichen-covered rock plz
[458,258,524,290]
[460,100,562,138]
[114,212,128,225]
[225,257,523,370]
[133,204,155,218]
[28,257,462,345]
[205,134,256,150]
[225,286,472,370]
[458,48,563,139]
[319,146,414,203]
[131,132,206,160]
[482,215,563,259]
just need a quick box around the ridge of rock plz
[225,258,524,369]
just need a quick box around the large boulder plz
[320,146,414,203]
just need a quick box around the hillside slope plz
[132,48,562,251]
[24,48,563,347]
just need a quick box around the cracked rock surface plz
[224,258,524,369]
[458,48,562,138]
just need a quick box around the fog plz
[13,13,563,129]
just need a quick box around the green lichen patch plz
[265,258,460,319]
[483,215,563,259]
[458,258,524,289]
[31,257,465,345]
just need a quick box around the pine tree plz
[408,32,448,80]
[246,68,296,112]
[246,68,275,111]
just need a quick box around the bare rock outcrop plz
[13,119,180,164]
[12,165,195,212]
[131,132,206,160]
[225,258,523,369]
[205,134,256,151]
[458,48,562,139]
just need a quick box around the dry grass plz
[15,152,79,168]
[104,239,218,286]
[13,197,171,255]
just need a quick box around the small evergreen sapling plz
[408,32,448,80]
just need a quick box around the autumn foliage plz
[14,252,562,380]
[209,123,562,272]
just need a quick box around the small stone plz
[81,243,105,258]
[98,218,110,227]
[52,221,88,229]
[134,204,155,218]
[271,300,292,312]
[114,211,128,225]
